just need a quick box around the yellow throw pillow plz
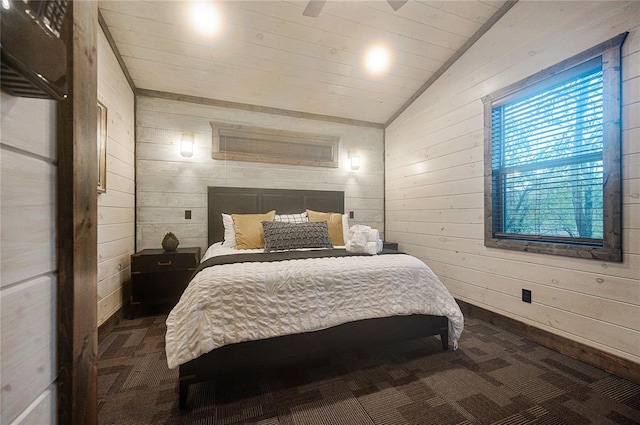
[232,210,276,249]
[306,209,344,246]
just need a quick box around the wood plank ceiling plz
[99,0,510,125]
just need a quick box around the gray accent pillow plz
[262,221,333,252]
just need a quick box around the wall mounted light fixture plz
[348,152,360,170]
[180,132,194,157]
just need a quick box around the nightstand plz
[130,247,201,317]
[383,241,399,251]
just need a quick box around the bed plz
[166,187,464,410]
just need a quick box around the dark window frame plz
[482,33,626,262]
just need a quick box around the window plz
[483,34,626,262]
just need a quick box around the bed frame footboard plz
[177,314,448,410]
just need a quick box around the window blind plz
[491,61,604,242]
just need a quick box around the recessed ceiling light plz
[364,44,391,75]
[363,43,392,76]
[189,2,221,36]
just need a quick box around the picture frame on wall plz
[97,101,107,193]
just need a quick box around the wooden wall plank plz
[7,386,55,425]
[105,153,135,181]
[136,95,385,252]
[386,2,640,367]
[388,5,640,134]
[444,278,639,359]
[98,206,135,226]
[97,288,123,326]
[100,1,448,74]
[388,229,640,281]
[117,42,416,102]
[437,1,501,24]
[97,23,136,327]
[386,207,484,225]
[457,300,640,385]
[0,276,56,424]
[98,253,132,283]
[1,92,57,425]
[0,92,55,158]
[96,0,513,126]
[386,160,484,190]
[98,237,135,264]
[428,260,640,331]
[98,222,135,245]
[386,130,484,171]
[128,60,398,121]
[0,151,55,287]
[0,93,56,159]
[109,27,421,96]
[234,1,465,55]
[385,178,483,201]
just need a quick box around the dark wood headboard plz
[208,187,344,246]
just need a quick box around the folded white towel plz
[346,225,382,255]
[348,225,370,249]
[363,241,378,255]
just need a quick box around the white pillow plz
[274,212,308,223]
[342,214,349,245]
[221,213,236,248]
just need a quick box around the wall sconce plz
[348,152,360,170]
[180,132,194,157]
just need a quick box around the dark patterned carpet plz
[98,315,640,425]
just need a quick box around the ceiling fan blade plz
[302,0,327,17]
[387,0,408,11]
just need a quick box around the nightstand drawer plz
[131,248,200,274]
[129,247,201,318]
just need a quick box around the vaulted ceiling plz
[99,1,512,126]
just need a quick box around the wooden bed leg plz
[179,381,189,410]
[440,329,449,351]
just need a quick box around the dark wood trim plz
[601,43,624,257]
[97,9,136,93]
[136,88,384,129]
[457,300,640,385]
[98,307,124,344]
[384,0,518,128]
[382,131,387,241]
[56,2,99,424]
[483,96,494,248]
[133,95,138,252]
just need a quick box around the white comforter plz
[165,244,464,369]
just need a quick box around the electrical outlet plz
[349,211,354,219]
[185,210,192,219]
[522,289,532,303]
